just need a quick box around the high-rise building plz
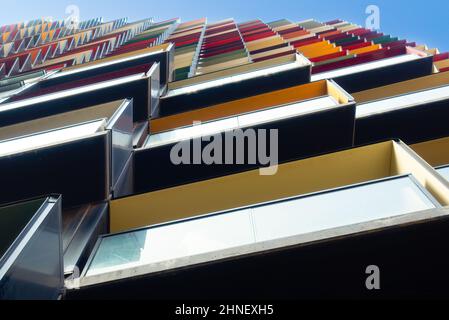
[1,15,449,300]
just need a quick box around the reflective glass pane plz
[357,85,449,118]
[437,166,449,181]
[0,119,105,157]
[253,176,436,242]
[86,176,436,277]
[87,209,254,276]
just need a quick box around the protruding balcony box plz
[312,47,434,93]
[134,79,355,194]
[352,72,449,145]
[65,141,449,299]
[0,63,159,125]
[0,196,63,300]
[110,140,449,233]
[60,42,175,90]
[0,99,133,208]
[158,53,312,117]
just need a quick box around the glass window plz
[437,166,449,181]
[87,209,254,276]
[252,176,437,242]
[85,176,437,277]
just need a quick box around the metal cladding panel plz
[332,56,434,93]
[0,133,110,208]
[108,100,134,189]
[67,210,449,300]
[0,196,63,300]
[63,202,109,276]
[355,98,449,145]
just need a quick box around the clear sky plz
[1,0,448,51]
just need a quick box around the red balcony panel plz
[278,26,304,35]
[13,62,154,101]
[318,30,342,39]
[239,24,268,33]
[252,49,296,63]
[364,32,384,41]
[202,37,242,49]
[340,38,366,49]
[325,19,343,25]
[173,38,200,48]
[200,40,243,52]
[205,24,236,36]
[309,50,347,63]
[343,41,372,51]
[312,46,406,74]
[200,44,244,58]
[168,32,202,43]
[385,40,407,49]
[250,42,289,55]
[241,27,272,37]
[349,28,371,36]
[203,31,241,43]
[172,26,203,35]
[243,32,276,42]
[324,32,350,41]
[291,36,321,48]
[433,52,449,62]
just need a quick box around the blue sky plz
[1,0,448,51]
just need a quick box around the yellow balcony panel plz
[246,37,285,51]
[110,141,449,232]
[349,44,382,55]
[152,79,348,133]
[411,136,449,167]
[352,71,449,103]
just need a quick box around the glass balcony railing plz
[357,84,449,118]
[85,175,438,277]
[146,95,338,148]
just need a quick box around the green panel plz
[297,20,323,29]
[373,36,399,45]
[267,19,292,28]
[0,198,46,258]
[174,43,198,54]
[334,36,359,46]
[199,49,248,66]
